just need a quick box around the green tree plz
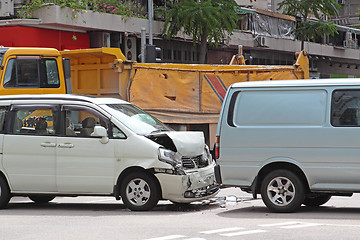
[277,0,341,50]
[162,0,239,64]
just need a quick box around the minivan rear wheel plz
[120,172,160,211]
[0,177,11,209]
[260,169,304,213]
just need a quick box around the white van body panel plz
[0,94,218,210]
[216,79,360,194]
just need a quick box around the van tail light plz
[215,136,220,159]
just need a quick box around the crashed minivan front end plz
[102,103,219,208]
[148,131,219,203]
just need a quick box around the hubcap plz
[267,176,295,206]
[126,178,151,206]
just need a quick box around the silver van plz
[215,78,360,212]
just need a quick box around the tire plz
[260,169,305,213]
[120,172,160,211]
[0,177,11,209]
[303,194,331,207]
[29,195,55,204]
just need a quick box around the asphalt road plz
[2,188,360,240]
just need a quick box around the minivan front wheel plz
[120,172,160,211]
[260,169,304,213]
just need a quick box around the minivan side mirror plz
[92,126,109,144]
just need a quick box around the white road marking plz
[281,223,322,229]
[258,221,302,227]
[200,227,244,234]
[144,235,185,240]
[220,230,267,237]
[184,238,206,240]
[259,221,322,229]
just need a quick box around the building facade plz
[0,0,359,78]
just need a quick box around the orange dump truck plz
[60,48,309,147]
[0,46,309,146]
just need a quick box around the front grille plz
[182,155,208,169]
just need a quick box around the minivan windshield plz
[101,103,171,135]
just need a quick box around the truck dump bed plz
[61,47,309,146]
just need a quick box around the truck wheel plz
[260,169,304,213]
[0,177,11,209]
[303,194,331,207]
[29,195,55,204]
[120,172,160,211]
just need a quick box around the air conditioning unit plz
[345,32,352,41]
[255,36,268,47]
[103,32,110,47]
[310,59,318,72]
[124,37,137,61]
[343,40,356,48]
[0,0,14,17]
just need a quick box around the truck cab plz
[0,47,71,95]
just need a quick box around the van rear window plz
[332,90,360,127]
[232,90,327,126]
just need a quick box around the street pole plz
[148,0,153,45]
[141,28,146,63]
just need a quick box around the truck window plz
[3,57,60,88]
[332,90,360,127]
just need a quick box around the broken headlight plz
[201,145,212,164]
[158,147,182,168]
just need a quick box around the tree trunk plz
[199,33,207,64]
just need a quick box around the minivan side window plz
[62,106,111,137]
[10,106,57,135]
[0,107,8,133]
[332,90,360,127]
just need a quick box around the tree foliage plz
[162,0,239,63]
[277,0,341,50]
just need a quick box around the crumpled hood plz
[165,131,205,156]
[147,131,205,156]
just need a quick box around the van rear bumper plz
[214,164,222,185]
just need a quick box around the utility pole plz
[148,0,153,45]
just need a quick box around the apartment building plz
[0,0,359,78]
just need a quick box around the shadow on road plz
[217,204,360,220]
[4,197,220,216]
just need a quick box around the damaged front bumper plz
[155,163,220,203]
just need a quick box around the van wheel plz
[120,172,160,211]
[260,169,304,213]
[29,195,55,204]
[0,177,11,209]
[303,194,331,207]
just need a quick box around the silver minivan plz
[0,94,218,211]
[215,78,360,212]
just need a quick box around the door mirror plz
[92,126,109,144]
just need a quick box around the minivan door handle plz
[40,142,57,148]
[58,143,74,148]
